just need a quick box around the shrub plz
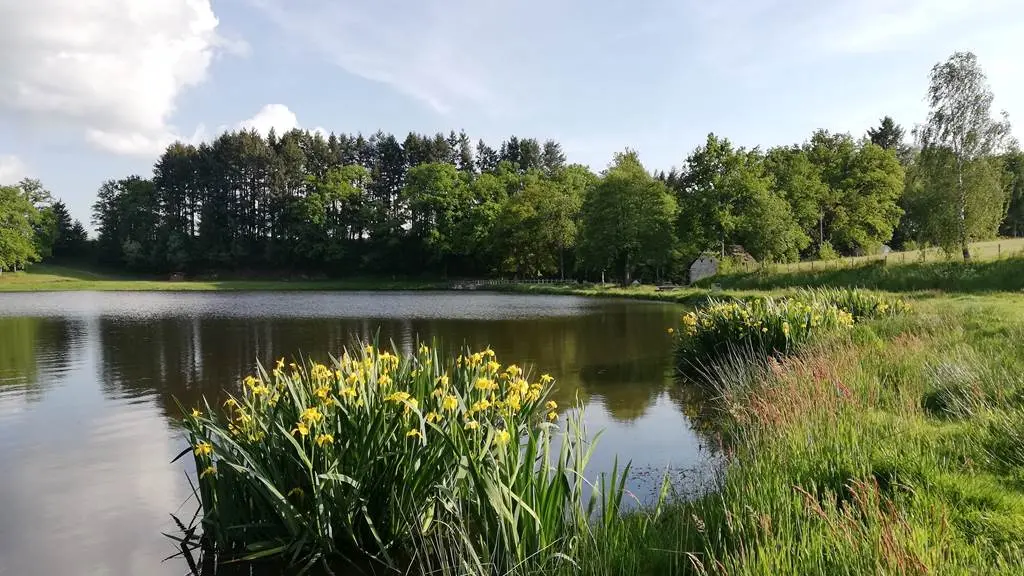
[179,344,637,573]
[817,241,839,261]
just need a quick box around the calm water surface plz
[0,291,716,576]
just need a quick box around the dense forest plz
[2,51,1022,281]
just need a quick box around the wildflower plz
[475,377,496,391]
[311,363,332,381]
[505,394,522,412]
[494,429,511,447]
[471,399,491,413]
[782,322,790,337]
[194,442,213,457]
[224,398,237,408]
[406,429,422,439]
[486,360,501,374]
[505,364,522,378]
[365,345,374,356]
[386,391,411,403]
[405,398,419,414]
[200,466,217,479]
[547,411,558,421]
[314,385,331,400]
[667,327,675,335]
[425,411,442,424]
[293,422,310,437]
[251,384,270,396]
[243,375,258,388]
[339,386,357,400]
[545,400,558,410]
[276,358,285,370]
[191,408,202,419]
[419,344,430,355]
[287,487,305,499]
[301,407,323,424]
[379,374,392,387]
[315,433,334,447]
[432,387,444,398]
[540,374,554,385]
[442,395,459,412]
[437,374,449,387]
[464,420,480,431]
[526,389,541,402]
[484,348,496,358]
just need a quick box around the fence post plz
[999,243,1002,258]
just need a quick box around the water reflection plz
[0,291,717,576]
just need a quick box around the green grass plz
[700,255,1024,293]
[751,237,1024,274]
[0,264,446,292]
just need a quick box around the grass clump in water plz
[179,343,643,574]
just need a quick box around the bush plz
[180,344,638,572]
[817,241,839,261]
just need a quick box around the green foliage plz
[675,296,855,368]
[181,344,636,572]
[579,151,676,283]
[817,240,839,260]
[0,183,41,272]
[914,51,1015,259]
[795,287,910,320]
[1002,152,1024,237]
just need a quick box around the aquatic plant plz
[795,287,909,320]
[179,343,642,573]
[675,297,855,368]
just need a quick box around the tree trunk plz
[559,244,564,281]
[957,160,971,261]
[623,254,631,285]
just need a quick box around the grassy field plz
[0,264,445,292]
[750,237,1024,275]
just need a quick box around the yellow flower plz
[315,433,334,447]
[667,327,675,335]
[194,442,214,457]
[251,384,270,396]
[425,411,442,424]
[405,398,419,413]
[243,375,258,388]
[547,411,558,421]
[339,386,357,399]
[406,428,422,439]
[191,408,202,418]
[276,358,285,370]
[471,399,491,413]
[223,398,237,408]
[486,360,501,374]
[505,394,522,412]
[494,429,511,447]
[386,391,411,403]
[782,322,790,336]
[545,400,558,410]
[378,374,392,387]
[300,407,323,424]
[432,387,444,398]
[442,395,459,412]
[200,466,217,479]
[464,420,480,431]
[484,348,496,358]
[419,344,430,355]
[540,374,554,385]
[475,378,496,391]
[437,374,449,387]
[293,422,310,437]
[365,344,374,355]
[314,385,331,400]
[526,389,541,402]
[311,363,332,381]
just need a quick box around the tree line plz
[2,51,1022,280]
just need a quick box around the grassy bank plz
[570,293,1024,575]
[700,255,1024,293]
[0,264,446,292]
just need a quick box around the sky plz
[1,0,1023,228]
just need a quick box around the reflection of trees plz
[665,381,723,448]
[0,316,83,399]
[95,300,687,425]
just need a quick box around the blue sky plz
[2,0,1023,228]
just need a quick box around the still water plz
[0,291,716,576]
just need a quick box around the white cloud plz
[0,0,229,156]
[238,104,300,137]
[0,155,28,184]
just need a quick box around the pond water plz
[0,291,718,576]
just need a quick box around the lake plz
[0,291,717,576]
